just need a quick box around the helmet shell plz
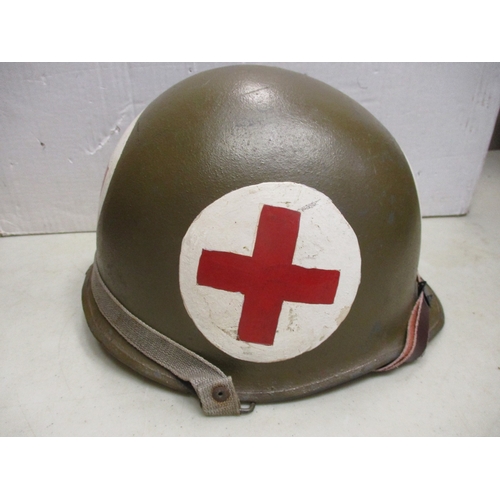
[83,65,444,403]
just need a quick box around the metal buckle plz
[240,402,256,414]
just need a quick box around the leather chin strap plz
[91,263,431,415]
[375,277,431,372]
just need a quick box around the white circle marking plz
[179,182,361,363]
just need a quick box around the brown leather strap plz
[375,277,431,372]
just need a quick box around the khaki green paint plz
[83,65,444,404]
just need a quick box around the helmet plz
[82,65,444,416]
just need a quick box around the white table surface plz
[2,151,499,437]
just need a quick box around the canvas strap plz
[92,263,431,412]
[91,264,242,416]
[375,277,431,372]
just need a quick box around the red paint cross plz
[197,205,340,346]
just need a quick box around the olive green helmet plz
[82,65,444,416]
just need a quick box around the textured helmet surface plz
[82,65,444,410]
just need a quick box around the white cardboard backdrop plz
[1,62,499,236]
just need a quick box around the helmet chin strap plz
[375,276,431,372]
[91,261,431,414]
[90,263,243,416]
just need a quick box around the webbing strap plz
[375,277,431,372]
[91,262,431,410]
[90,264,241,416]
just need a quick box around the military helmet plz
[82,65,444,416]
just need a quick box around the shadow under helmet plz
[82,65,445,416]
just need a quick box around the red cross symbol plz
[197,204,341,346]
